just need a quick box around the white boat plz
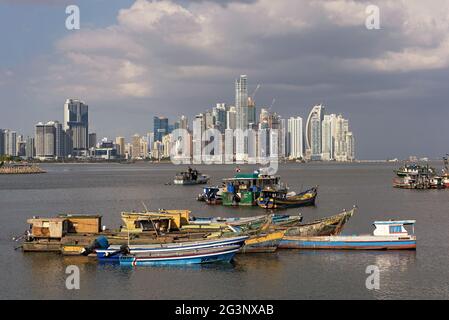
[174,168,210,185]
[280,220,417,250]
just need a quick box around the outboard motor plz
[82,236,109,256]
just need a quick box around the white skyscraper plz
[287,117,303,159]
[321,114,334,161]
[3,130,17,156]
[226,106,237,130]
[235,75,248,130]
[192,114,204,163]
[305,104,324,160]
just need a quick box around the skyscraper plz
[247,96,256,126]
[153,116,169,142]
[214,103,227,133]
[235,75,248,130]
[88,133,97,149]
[115,136,125,156]
[0,129,5,155]
[3,130,17,156]
[226,106,237,130]
[321,114,334,161]
[305,104,324,160]
[35,122,55,159]
[287,117,304,159]
[63,99,88,155]
[192,114,204,163]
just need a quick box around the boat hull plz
[240,230,286,253]
[120,246,240,266]
[279,235,416,250]
[96,235,248,262]
[257,187,318,209]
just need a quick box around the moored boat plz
[280,220,416,250]
[240,229,286,253]
[280,207,355,238]
[174,168,210,185]
[95,235,249,262]
[221,172,282,206]
[119,244,242,266]
[256,187,318,209]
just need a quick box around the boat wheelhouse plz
[221,173,282,206]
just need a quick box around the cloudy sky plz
[1,0,448,159]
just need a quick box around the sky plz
[0,0,448,160]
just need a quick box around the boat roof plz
[373,220,416,225]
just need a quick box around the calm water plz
[0,162,448,299]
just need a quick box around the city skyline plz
[1,1,449,159]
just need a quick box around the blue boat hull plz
[96,236,248,263]
[120,248,239,266]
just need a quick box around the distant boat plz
[280,220,416,250]
[256,187,318,209]
[119,244,242,266]
[174,168,210,185]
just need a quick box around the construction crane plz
[269,98,276,111]
[248,84,261,106]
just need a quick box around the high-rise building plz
[247,97,256,126]
[346,132,355,161]
[235,75,248,130]
[25,137,35,159]
[287,117,303,159]
[115,137,125,156]
[321,114,334,161]
[88,133,97,149]
[35,122,55,159]
[226,106,237,130]
[305,104,324,160]
[192,114,204,163]
[131,134,141,159]
[214,103,227,133]
[0,129,5,155]
[63,99,88,155]
[153,116,169,142]
[3,130,17,156]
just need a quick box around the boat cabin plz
[121,210,191,233]
[27,214,102,239]
[372,220,416,237]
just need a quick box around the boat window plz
[389,225,402,233]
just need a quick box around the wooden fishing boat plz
[188,213,303,231]
[256,187,317,209]
[280,220,416,250]
[240,229,287,253]
[119,244,242,266]
[280,207,356,238]
[174,168,210,185]
[221,172,282,206]
[95,235,249,262]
